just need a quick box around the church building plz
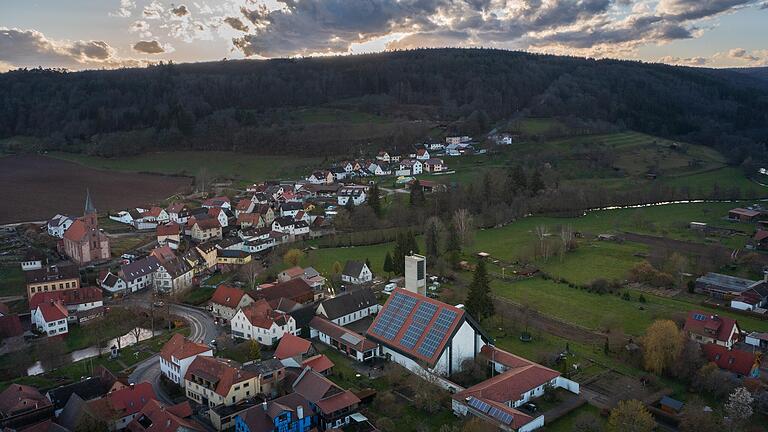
[62,190,111,265]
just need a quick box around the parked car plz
[384,283,397,292]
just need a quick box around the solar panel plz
[693,313,706,321]
[370,292,418,340]
[400,302,438,349]
[467,397,491,414]
[488,407,514,425]
[416,309,458,358]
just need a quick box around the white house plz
[415,148,430,161]
[399,159,423,176]
[367,289,490,378]
[446,136,472,145]
[210,284,255,324]
[230,300,297,346]
[21,250,43,271]
[367,162,388,176]
[451,345,579,432]
[153,257,194,294]
[307,171,334,185]
[272,217,296,234]
[47,214,74,238]
[109,210,135,225]
[159,333,213,387]
[337,186,367,206]
[428,143,445,151]
[341,261,372,285]
[315,288,380,326]
[119,256,161,293]
[167,203,190,224]
[29,286,103,324]
[208,208,229,228]
[309,316,378,362]
[376,151,391,163]
[31,301,69,337]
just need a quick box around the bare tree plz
[535,225,549,259]
[239,260,261,290]
[195,167,210,194]
[452,209,474,247]
[559,224,574,262]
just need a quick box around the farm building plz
[728,208,762,222]
[694,272,765,299]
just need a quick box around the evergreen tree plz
[368,182,382,216]
[465,259,494,321]
[424,217,443,258]
[407,230,420,255]
[392,233,406,275]
[508,165,527,193]
[383,251,394,276]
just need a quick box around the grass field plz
[535,241,649,286]
[492,277,768,336]
[50,151,324,183]
[0,265,25,297]
[289,107,389,125]
[301,242,394,277]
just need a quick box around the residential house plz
[119,257,161,293]
[237,213,264,229]
[366,162,388,176]
[452,346,580,432]
[126,399,204,432]
[0,384,54,430]
[415,148,430,161]
[683,311,741,348]
[202,197,231,210]
[167,203,190,224]
[307,171,334,185]
[315,289,380,326]
[367,288,491,378]
[29,286,103,324]
[159,333,214,387]
[340,261,372,285]
[192,241,219,273]
[231,299,297,346]
[82,382,157,430]
[25,262,80,299]
[184,357,257,409]
[274,333,314,362]
[337,186,367,207]
[280,202,305,218]
[278,267,306,283]
[376,151,390,163]
[234,200,256,217]
[423,158,445,173]
[47,214,74,239]
[428,142,445,151]
[100,272,128,297]
[140,207,170,225]
[242,359,287,398]
[217,250,253,270]
[234,393,314,432]
[62,191,111,265]
[257,205,275,225]
[446,136,472,145]
[46,377,110,417]
[330,167,349,182]
[399,159,423,176]
[309,317,378,363]
[256,278,317,304]
[702,344,760,378]
[271,217,295,234]
[31,300,68,337]
[292,368,360,430]
[210,285,255,325]
[190,219,222,242]
[208,208,230,228]
[156,223,181,250]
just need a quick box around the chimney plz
[297,405,303,419]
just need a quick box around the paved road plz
[123,298,223,405]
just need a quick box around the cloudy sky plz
[1,0,766,72]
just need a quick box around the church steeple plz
[84,188,96,215]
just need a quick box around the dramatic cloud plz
[143,1,164,19]
[224,17,249,32]
[133,40,167,54]
[110,0,136,18]
[728,47,760,61]
[130,20,152,38]
[171,4,189,16]
[0,27,145,70]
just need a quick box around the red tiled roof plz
[366,288,465,366]
[683,311,739,344]
[754,230,768,242]
[159,333,211,363]
[235,200,253,211]
[29,286,102,311]
[107,382,156,418]
[167,203,185,214]
[280,266,305,280]
[184,357,255,397]
[210,285,249,309]
[126,399,203,432]
[156,223,181,237]
[143,207,163,218]
[194,218,221,230]
[63,219,87,242]
[310,316,377,352]
[37,301,68,322]
[237,213,261,226]
[274,333,312,360]
[256,278,314,304]
[0,384,51,415]
[702,344,757,376]
[480,345,539,370]
[293,369,359,415]
[302,355,334,374]
[240,300,291,330]
[730,208,761,217]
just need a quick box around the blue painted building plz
[234,393,315,432]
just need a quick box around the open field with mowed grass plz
[0,265,25,297]
[50,151,324,183]
[301,242,394,276]
[492,277,768,336]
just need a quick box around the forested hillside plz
[1,49,766,163]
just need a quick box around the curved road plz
[124,300,223,405]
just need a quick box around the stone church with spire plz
[62,189,111,265]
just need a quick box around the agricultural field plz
[0,155,191,224]
[0,265,24,298]
[50,151,323,184]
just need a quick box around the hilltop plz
[0,48,766,164]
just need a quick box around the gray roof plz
[120,256,161,282]
[342,260,366,278]
[244,358,284,376]
[319,288,377,320]
[47,377,108,409]
[696,272,759,293]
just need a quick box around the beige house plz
[184,356,257,410]
[25,263,80,299]
[190,219,222,242]
[209,284,255,324]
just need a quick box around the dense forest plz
[0,48,766,163]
